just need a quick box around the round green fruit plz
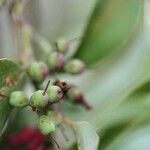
[37,115,55,135]
[65,59,85,74]
[47,52,64,70]
[67,87,92,110]
[30,90,48,108]
[47,85,63,103]
[28,61,48,83]
[56,38,69,53]
[9,91,28,107]
[47,111,62,125]
[67,87,81,102]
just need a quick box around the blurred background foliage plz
[1,0,150,149]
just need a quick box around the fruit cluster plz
[28,38,85,84]
[9,38,91,138]
[5,1,92,149]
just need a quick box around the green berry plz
[47,85,63,102]
[28,61,48,83]
[47,52,64,70]
[67,87,81,102]
[30,90,48,108]
[37,115,55,135]
[56,38,69,53]
[47,111,62,125]
[67,87,92,110]
[9,91,28,107]
[65,59,85,74]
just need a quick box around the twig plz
[50,135,60,149]
[43,80,50,95]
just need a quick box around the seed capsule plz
[47,52,64,71]
[56,38,69,53]
[37,115,55,135]
[30,90,48,108]
[9,91,28,107]
[65,59,85,74]
[28,61,48,83]
[47,85,63,103]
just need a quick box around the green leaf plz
[74,121,99,150]
[89,95,150,133]
[107,126,150,150]
[0,0,4,7]
[11,107,37,132]
[87,94,150,149]
[75,0,143,65]
[0,58,24,136]
[0,101,12,138]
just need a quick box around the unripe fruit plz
[37,115,55,135]
[47,85,63,103]
[56,38,69,53]
[9,91,28,107]
[47,52,64,70]
[65,59,85,74]
[28,61,48,83]
[67,87,81,102]
[30,90,48,108]
[67,87,92,110]
[47,111,62,125]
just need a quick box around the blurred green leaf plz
[75,0,143,65]
[106,126,150,150]
[0,0,4,7]
[10,107,37,132]
[99,124,127,150]
[0,101,12,138]
[74,121,99,150]
[0,58,24,136]
[87,91,150,149]
[87,93,150,149]
[89,94,150,132]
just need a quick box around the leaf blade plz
[75,0,143,65]
[0,58,24,135]
[74,121,100,150]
